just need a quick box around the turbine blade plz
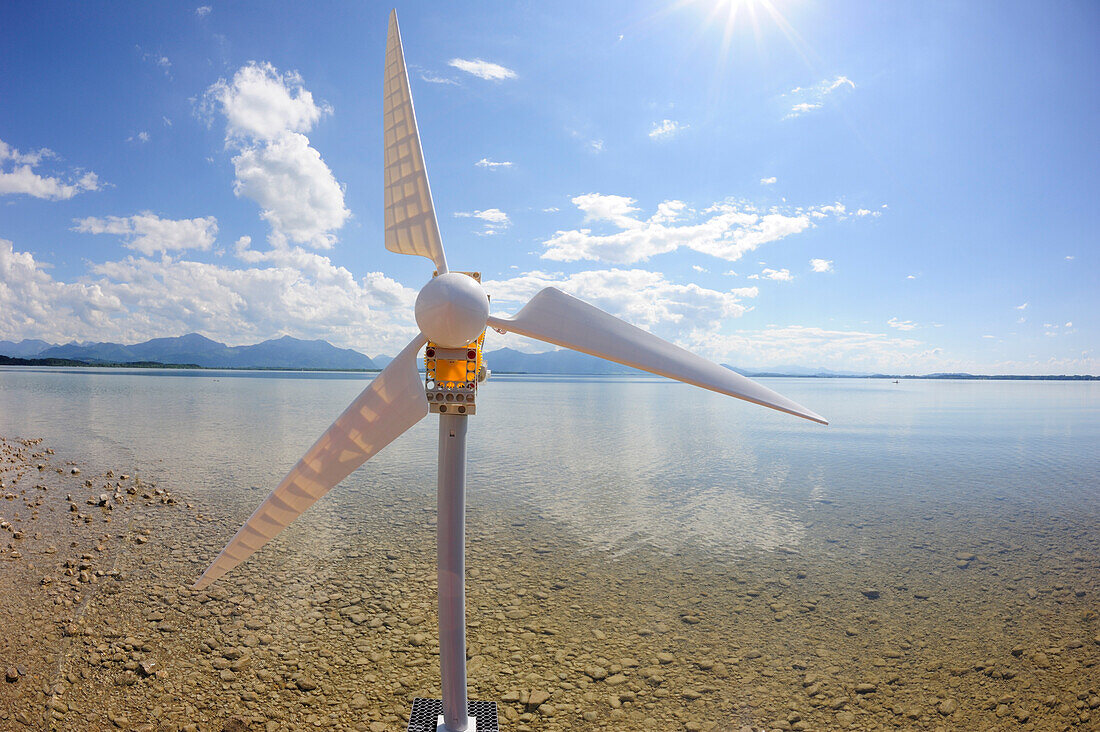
[383,10,449,273]
[193,334,430,590]
[488,288,827,425]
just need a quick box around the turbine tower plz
[196,11,827,732]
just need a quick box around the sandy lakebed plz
[1,434,1098,731]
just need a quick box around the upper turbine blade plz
[383,10,449,273]
[193,334,430,590]
[488,288,827,425]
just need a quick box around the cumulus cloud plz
[541,194,849,264]
[0,237,419,353]
[749,268,792,281]
[74,213,218,256]
[1015,302,1028,310]
[785,75,854,119]
[195,5,211,17]
[448,58,516,81]
[202,62,348,249]
[475,158,513,169]
[231,132,349,248]
[810,258,833,272]
[0,138,101,200]
[202,62,332,142]
[455,208,510,235]
[649,119,686,140]
[760,177,777,185]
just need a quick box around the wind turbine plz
[195,10,827,732]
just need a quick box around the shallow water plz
[0,367,1097,731]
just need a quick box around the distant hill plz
[0,339,53,358]
[30,334,376,370]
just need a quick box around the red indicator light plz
[426,347,435,357]
[467,349,476,359]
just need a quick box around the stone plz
[854,682,877,694]
[222,717,249,732]
[938,698,958,715]
[585,666,608,680]
[5,666,19,682]
[527,690,551,708]
[860,589,880,600]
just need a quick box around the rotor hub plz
[414,272,490,348]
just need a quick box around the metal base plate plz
[407,698,499,732]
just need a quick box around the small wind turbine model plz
[196,10,827,732]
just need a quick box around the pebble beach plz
[2,434,1098,731]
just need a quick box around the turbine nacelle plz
[414,272,489,349]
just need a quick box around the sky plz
[1,0,1096,374]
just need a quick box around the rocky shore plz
[1,435,1097,731]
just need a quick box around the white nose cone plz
[414,273,490,348]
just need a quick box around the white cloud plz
[541,194,849,264]
[760,177,777,185]
[691,265,708,273]
[1065,255,1074,261]
[810,258,833,273]
[589,139,604,153]
[231,132,349,249]
[128,131,151,143]
[685,324,932,373]
[138,47,172,77]
[649,119,687,140]
[0,138,101,200]
[1015,302,1028,310]
[887,317,917,331]
[162,116,172,127]
[195,5,211,17]
[203,62,348,249]
[907,274,918,279]
[448,58,516,81]
[0,237,419,353]
[749,268,792,282]
[202,61,331,142]
[785,75,854,119]
[74,212,218,256]
[475,158,513,169]
[420,72,459,85]
[1065,321,1073,328]
[455,208,510,235]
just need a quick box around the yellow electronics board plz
[425,271,485,415]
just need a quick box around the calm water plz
[1,366,1096,557]
[4,366,1099,730]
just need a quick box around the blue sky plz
[1,0,1096,373]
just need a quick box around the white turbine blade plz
[194,334,429,590]
[488,288,827,425]
[383,10,448,273]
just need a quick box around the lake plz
[0,366,1097,730]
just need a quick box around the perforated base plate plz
[407,698,499,732]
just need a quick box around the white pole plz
[437,413,470,731]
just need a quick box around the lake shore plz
[2,434,1098,731]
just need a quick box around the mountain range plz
[0,334,376,370]
[7,335,1088,378]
